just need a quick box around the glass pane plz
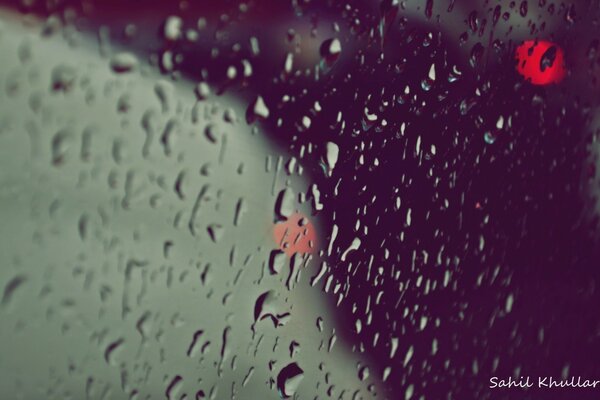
[1,1,599,399]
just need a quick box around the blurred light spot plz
[273,213,317,256]
[515,40,565,85]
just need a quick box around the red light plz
[272,213,317,256]
[515,40,565,85]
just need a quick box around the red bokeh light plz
[272,213,317,257]
[515,40,565,85]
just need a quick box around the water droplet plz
[51,64,77,92]
[1,275,27,307]
[52,128,74,166]
[358,366,370,381]
[379,0,399,47]
[322,142,339,177]
[519,1,528,17]
[540,45,557,72]
[110,52,138,73]
[469,42,485,68]
[253,290,290,328]
[269,250,286,274]
[505,293,514,313]
[246,95,270,123]
[204,123,222,144]
[565,3,576,23]
[163,16,183,41]
[319,38,342,70]
[207,224,224,243]
[424,0,434,19]
[275,188,295,219]
[276,362,304,398]
[484,130,500,144]
[154,80,175,113]
[195,82,210,100]
[165,375,183,400]
[104,338,125,365]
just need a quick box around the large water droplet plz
[275,188,295,219]
[246,95,270,123]
[276,362,304,398]
[319,38,342,70]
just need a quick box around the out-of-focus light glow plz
[273,213,317,256]
[515,40,565,85]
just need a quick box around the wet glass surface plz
[1,1,600,399]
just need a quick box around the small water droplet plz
[110,52,138,73]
